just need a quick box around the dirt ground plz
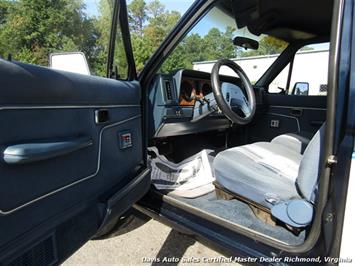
[64,218,237,266]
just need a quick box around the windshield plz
[160,6,289,83]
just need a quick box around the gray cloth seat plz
[271,133,310,154]
[213,125,325,227]
[213,142,303,209]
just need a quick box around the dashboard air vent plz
[164,80,173,101]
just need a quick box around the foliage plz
[0,0,289,76]
[0,0,97,66]
[128,0,181,72]
[128,0,147,36]
[300,46,314,51]
[160,27,237,73]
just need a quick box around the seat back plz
[296,123,326,203]
[271,124,326,228]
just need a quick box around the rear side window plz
[0,0,128,78]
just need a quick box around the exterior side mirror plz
[292,82,309,96]
[49,52,90,75]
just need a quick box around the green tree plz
[183,34,205,65]
[160,26,237,73]
[160,44,186,73]
[203,26,236,60]
[0,0,97,66]
[91,0,112,76]
[300,46,314,51]
[2,0,283,77]
[0,0,11,25]
[128,0,147,36]
[147,0,164,19]
[130,0,181,72]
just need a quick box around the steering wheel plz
[211,59,256,125]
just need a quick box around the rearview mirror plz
[49,52,90,75]
[292,82,309,96]
[233,36,259,50]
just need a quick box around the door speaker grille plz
[5,235,57,266]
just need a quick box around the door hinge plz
[327,155,338,166]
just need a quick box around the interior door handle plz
[3,137,93,164]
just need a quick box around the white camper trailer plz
[193,49,329,95]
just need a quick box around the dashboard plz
[148,69,246,138]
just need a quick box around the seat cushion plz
[213,142,303,209]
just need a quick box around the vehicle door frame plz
[136,0,352,257]
[90,0,151,236]
[109,0,150,166]
[107,0,137,81]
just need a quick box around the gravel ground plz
[64,219,236,266]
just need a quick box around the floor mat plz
[172,192,306,246]
[148,147,216,198]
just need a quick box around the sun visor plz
[231,0,333,41]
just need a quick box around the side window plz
[111,32,128,79]
[95,0,128,79]
[127,0,190,73]
[269,64,290,93]
[269,43,330,95]
[0,0,127,78]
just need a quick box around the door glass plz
[289,43,329,96]
[127,0,194,72]
[0,0,127,78]
[269,43,330,95]
[94,0,128,79]
[269,64,290,93]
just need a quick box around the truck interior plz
[146,0,333,246]
[0,0,343,263]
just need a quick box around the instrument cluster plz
[179,78,213,106]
